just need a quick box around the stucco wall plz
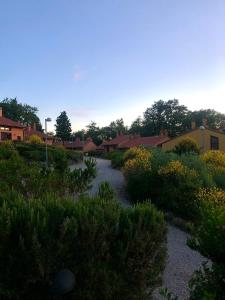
[162,128,225,152]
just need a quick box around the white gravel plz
[72,158,207,299]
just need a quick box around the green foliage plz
[110,151,124,169]
[66,149,83,162]
[28,134,43,144]
[142,99,190,137]
[173,137,200,155]
[0,141,17,159]
[0,155,96,199]
[0,196,167,300]
[0,97,42,130]
[55,111,72,142]
[188,188,225,299]
[97,181,115,200]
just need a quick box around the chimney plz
[0,107,3,117]
[191,121,196,130]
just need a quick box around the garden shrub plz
[123,148,152,202]
[173,137,200,155]
[157,160,202,219]
[0,156,96,199]
[28,134,43,144]
[201,150,225,190]
[188,188,225,299]
[110,151,124,169]
[0,140,17,159]
[0,195,167,300]
[66,149,83,162]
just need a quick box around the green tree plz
[55,111,72,142]
[142,99,190,137]
[86,121,102,145]
[191,109,225,130]
[129,116,143,134]
[0,98,42,130]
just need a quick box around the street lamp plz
[45,117,52,168]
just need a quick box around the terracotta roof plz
[102,135,130,146]
[118,136,170,149]
[64,138,95,149]
[0,117,25,128]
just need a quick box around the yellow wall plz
[162,128,225,152]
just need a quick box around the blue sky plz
[1,0,225,131]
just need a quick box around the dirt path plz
[72,158,207,299]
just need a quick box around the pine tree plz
[55,111,72,142]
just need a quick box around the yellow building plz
[162,126,225,153]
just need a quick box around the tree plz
[129,116,143,134]
[55,111,72,142]
[142,99,190,137]
[0,98,42,130]
[191,109,225,130]
[86,121,102,145]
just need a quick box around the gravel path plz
[72,158,207,299]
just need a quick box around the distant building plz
[162,122,225,152]
[24,123,54,145]
[0,107,25,141]
[63,137,97,153]
[101,133,170,152]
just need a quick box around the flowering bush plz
[188,188,225,299]
[28,134,43,144]
[157,160,202,219]
[173,137,200,155]
[201,151,225,189]
[122,148,152,201]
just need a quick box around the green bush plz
[0,195,167,300]
[0,141,17,159]
[110,151,124,169]
[188,188,225,299]
[0,156,96,199]
[173,137,200,155]
[66,149,83,162]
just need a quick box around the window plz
[210,136,219,150]
[17,136,21,141]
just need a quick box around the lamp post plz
[45,117,52,168]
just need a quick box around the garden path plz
[72,158,207,300]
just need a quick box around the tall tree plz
[129,116,143,134]
[191,109,225,130]
[143,99,190,137]
[0,98,42,130]
[55,111,72,142]
[86,121,102,145]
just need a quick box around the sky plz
[1,0,225,132]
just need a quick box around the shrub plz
[28,134,43,144]
[0,156,96,199]
[173,137,200,155]
[188,188,225,299]
[66,149,83,162]
[110,151,124,169]
[157,160,202,219]
[0,195,167,300]
[201,151,225,190]
[0,140,17,159]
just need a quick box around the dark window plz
[17,136,21,141]
[210,136,219,150]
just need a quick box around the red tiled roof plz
[0,117,25,128]
[102,135,130,146]
[118,136,170,149]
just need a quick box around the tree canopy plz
[55,111,72,142]
[0,98,42,130]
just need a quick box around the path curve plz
[72,158,207,299]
